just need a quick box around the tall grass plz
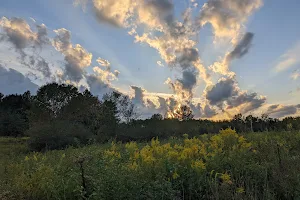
[1,129,300,199]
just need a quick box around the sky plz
[0,0,300,119]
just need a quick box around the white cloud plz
[157,61,164,67]
[97,57,111,67]
[275,42,300,72]
[291,69,300,80]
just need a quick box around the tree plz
[245,115,254,132]
[0,91,32,136]
[34,83,79,117]
[173,105,194,121]
[0,92,3,102]
[103,91,137,123]
[151,113,163,121]
[60,89,104,135]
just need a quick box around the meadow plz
[1,129,300,200]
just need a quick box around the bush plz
[0,111,28,137]
[27,120,93,151]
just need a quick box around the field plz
[1,129,300,200]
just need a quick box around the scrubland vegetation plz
[1,129,300,199]
[1,83,300,199]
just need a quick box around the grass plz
[1,129,300,200]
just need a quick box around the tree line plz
[1,83,300,151]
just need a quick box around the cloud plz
[85,74,113,97]
[129,85,218,119]
[34,56,52,79]
[0,17,36,54]
[97,57,111,68]
[78,0,174,29]
[0,17,121,99]
[92,66,117,83]
[203,104,217,118]
[291,69,300,80]
[227,32,254,60]
[114,70,120,77]
[157,61,164,67]
[76,0,211,102]
[0,17,50,56]
[206,76,266,114]
[188,102,217,118]
[52,28,92,82]
[85,57,120,97]
[226,92,266,113]
[131,85,145,105]
[209,32,255,76]
[206,77,238,105]
[266,104,300,118]
[275,41,300,72]
[0,17,54,80]
[134,20,211,100]
[0,64,38,95]
[198,0,262,43]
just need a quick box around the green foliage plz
[27,120,93,151]
[2,130,300,199]
[0,91,32,136]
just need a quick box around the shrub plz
[27,120,93,151]
[0,111,28,137]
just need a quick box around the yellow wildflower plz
[128,161,138,170]
[172,171,180,179]
[220,173,232,184]
[236,187,245,194]
[24,156,29,161]
[191,160,206,171]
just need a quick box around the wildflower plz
[151,138,160,147]
[33,155,38,161]
[191,160,206,171]
[183,134,189,139]
[125,142,138,154]
[24,156,29,161]
[220,173,232,184]
[128,161,138,170]
[172,171,180,179]
[236,187,245,194]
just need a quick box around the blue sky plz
[0,0,299,119]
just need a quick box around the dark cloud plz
[227,91,266,113]
[0,17,50,53]
[35,24,50,47]
[85,74,113,97]
[203,104,217,118]
[0,17,53,80]
[131,86,145,105]
[267,104,300,118]
[0,17,33,51]
[0,64,38,95]
[227,32,254,61]
[157,96,168,114]
[178,48,199,69]
[35,57,51,79]
[206,77,238,105]
[147,0,174,25]
[179,69,197,91]
[206,76,266,114]
[53,28,92,82]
